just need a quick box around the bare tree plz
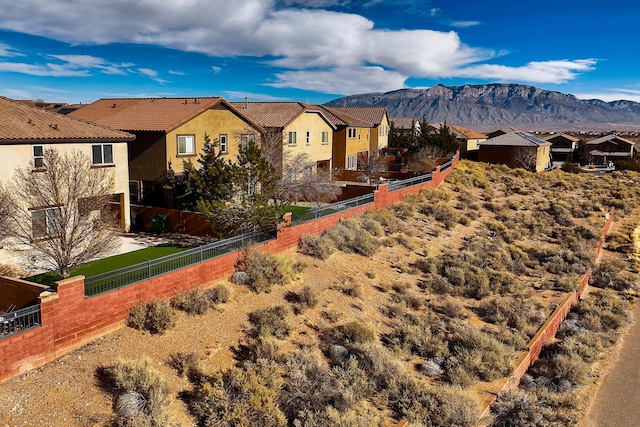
[513,147,539,172]
[406,146,444,173]
[357,152,389,184]
[276,153,340,206]
[0,148,120,278]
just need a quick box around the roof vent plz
[49,123,58,130]
[111,103,116,108]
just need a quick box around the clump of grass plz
[325,321,376,346]
[127,300,176,334]
[205,284,231,304]
[242,250,298,293]
[248,305,292,339]
[286,285,318,314]
[168,352,201,379]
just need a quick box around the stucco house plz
[585,134,636,165]
[544,133,580,163]
[478,131,552,172]
[231,101,335,175]
[69,97,264,206]
[329,107,389,156]
[0,96,134,232]
[447,124,486,159]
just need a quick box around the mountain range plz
[324,83,640,132]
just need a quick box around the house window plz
[321,131,329,144]
[33,145,44,169]
[92,144,114,165]
[241,134,255,149]
[31,207,61,239]
[219,134,228,153]
[306,131,310,145]
[347,128,357,139]
[288,131,297,145]
[347,154,357,170]
[129,181,140,205]
[177,135,195,155]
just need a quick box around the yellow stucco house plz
[0,96,134,232]
[69,97,264,206]
[448,124,487,159]
[232,102,336,175]
[329,107,390,156]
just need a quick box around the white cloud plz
[0,54,133,77]
[0,42,24,57]
[211,66,222,74]
[169,69,186,75]
[450,21,481,28]
[455,59,597,84]
[0,1,598,94]
[575,89,640,103]
[0,61,90,76]
[269,66,407,94]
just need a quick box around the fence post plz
[147,260,151,279]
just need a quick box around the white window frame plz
[288,131,297,145]
[321,131,329,144]
[241,134,255,150]
[31,207,61,239]
[92,143,114,165]
[306,131,310,146]
[347,128,357,139]
[219,134,228,153]
[347,154,357,170]
[33,145,44,169]
[177,135,195,155]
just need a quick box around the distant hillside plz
[324,83,640,132]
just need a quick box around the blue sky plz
[0,0,638,105]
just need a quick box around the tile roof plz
[390,118,418,130]
[231,102,334,130]
[0,96,134,143]
[328,107,387,126]
[447,124,487,139]
[317,106,373,128]
[481,131,551,147]
[69,97,260,133]
[585,134,634,146]
[544,133,579,143]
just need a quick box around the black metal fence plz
[290,193,375,225]
[387,172,433,192]
[0,305,41,340]
[85,227,277,297]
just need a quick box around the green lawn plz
[25,244,190,286]
[282,205,310,214]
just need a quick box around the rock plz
[328,345,349,364]
[230,271,249,285]
[419,360,444,377]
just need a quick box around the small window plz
[92,144,113,165]
[241,134,255,149]
[33,145,44,169]
[321,131,329,144]
[306,131,310,145]
[219,134,228,153]
[177,135,195,155]
[347,154,357,170]
[347,128,357,139]
[288,131,297,145]
[32,207,61,239]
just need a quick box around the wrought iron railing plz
[84,227,277,297]
[388,173,433,192]
[0,305,41,339]
[290,193,375,225]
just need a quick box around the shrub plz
[127,300,176,334]
[99,357,170,426]
[286,285,319,313]
[168,352,200,378]
[365,208,402,233]
[248,305,292,339]
[293,407,384,427]
[590,256,628,289]
[341,283,362,298]
[186,360,286,427]
[171,287,209,316]
[326,321,376,346]
[205,284,231,304]
[243,250,297,293]
[298,234,335,260]
[325,219,381,256]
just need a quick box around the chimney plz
[244,96,248,109]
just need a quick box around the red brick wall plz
[0,152,459,384]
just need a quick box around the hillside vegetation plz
[1,161,638,427]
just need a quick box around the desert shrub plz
[590,256,628,289]
[248,305,292,339]
[325,218,381,256]
[606,230,634,253]
[127,300,176,334]
[168,352,200,379]
[243,250,297,293]
[491,389,550,426]
[360,215,385,237]
[559,334,604,364]
[433,297,467,319]
[171,287,209,316]
[298,234,335,260]
[205,284,231,304]
[293,407,384,427]
[365,208,402,233]
[322,310,341,323]
[421,202,458,229]
[392,291,423,310]
[478,297,546,337]
[326,321,376,346]
[391,201,415,219]
[235,336,283,364]
[286,286,318,313]
[340,282,362,297]
[99,357,170,426]
[573,288,630,333]
[186,360,286,427]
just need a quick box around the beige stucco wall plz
[282,111,333,170]
[166,104,261,173]
[0,142,130,231]
[536,145,551,172]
